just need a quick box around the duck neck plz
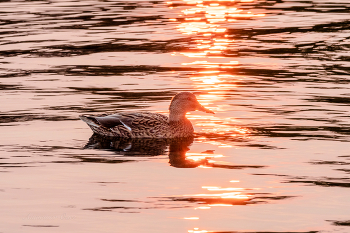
[169,109,187,124]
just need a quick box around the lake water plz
[1,0,350,232]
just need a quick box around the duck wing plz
[115,112,169,136]
[80,112,169,138]
[94,114,130,129]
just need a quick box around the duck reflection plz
[84,134,203,168]
[84,134,265,169]
[84,133,176,157]
[168,137,211,168]
[85,134,213,168]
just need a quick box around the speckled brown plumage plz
[80,92,214,138]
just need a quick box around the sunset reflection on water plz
[188,228,208,233]
[188,183,253,202]
[1,0,350,232]
[186,152,224,162]
[168,0,262,138]
[169,2,262,227]
[180,179,255,228]
[173,0,264,57]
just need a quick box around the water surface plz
[1,0,350,232]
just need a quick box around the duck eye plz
[187,97,192,101]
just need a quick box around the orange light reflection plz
[199,185,252,199]
[182,60,238,68]
[181,181,254,211]
[184,217,200,220]
[176,0,264,57]
[208,204,233,206]
[186,152,224,162]
[188,228,209,233]
[195,206,211,209]
[198,165,213,168]
[170,0,263,142]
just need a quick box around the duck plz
[79,92,214,138]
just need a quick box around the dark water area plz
[1,0,350,232]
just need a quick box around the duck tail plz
[79,115,101,128]
[80,115,112,136]
[79,114,132,138]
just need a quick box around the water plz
[1,0,350,232]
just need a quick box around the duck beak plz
[197,104,215,114]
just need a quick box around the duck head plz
[169,92,214,121]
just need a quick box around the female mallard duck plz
[79,92,214,138]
